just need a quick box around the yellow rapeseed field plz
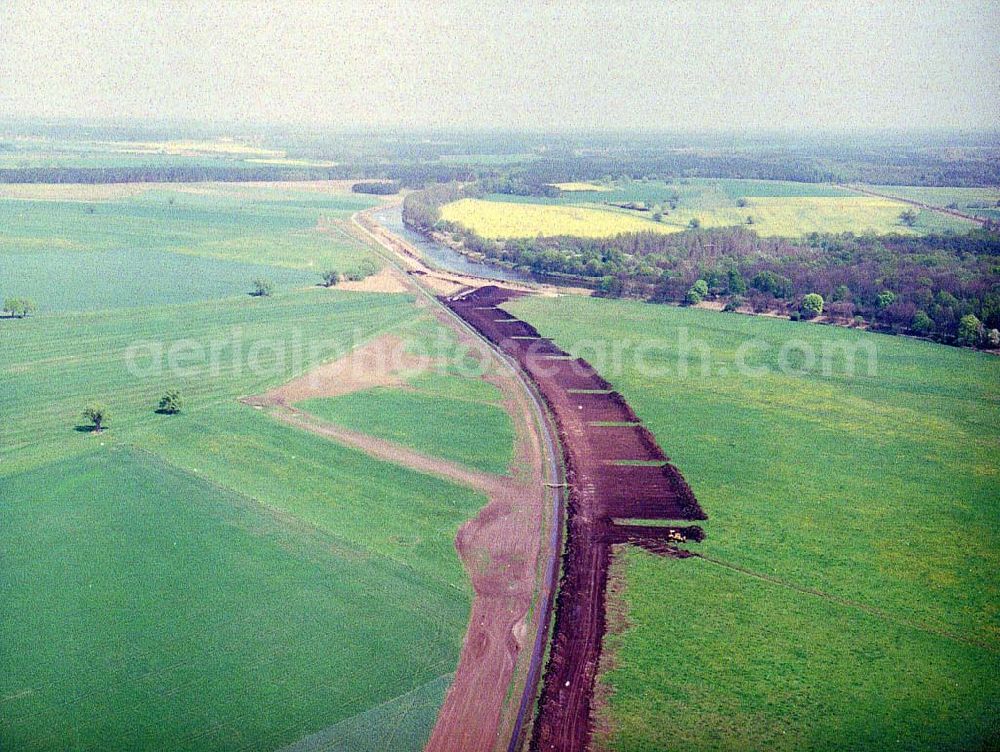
[439,198,680,239]
[441,196,931,239]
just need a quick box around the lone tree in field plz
[321,269,341,288]
[158,389,183,415]
[82,403,109,432]
[3,297,36,318]
[800,293,824,318]
[251,278,273,297]
[899,209,918,227]
[688,217,701,229]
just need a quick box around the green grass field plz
[507,295,1000,751]
[0,248,316,311]
[0,180,508,750]
[1,448,472,752]
[0,186,376,261]
[298,382,514,475]
[0,289,416,474]
[449,178,974,238]
[0,285,491,750]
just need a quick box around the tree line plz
[403,185,1000,348]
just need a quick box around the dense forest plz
[351,180,400,195]
[403,185,1000,348]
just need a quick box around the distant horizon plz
[2,116,999,141]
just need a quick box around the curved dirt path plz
[269,405,513,497]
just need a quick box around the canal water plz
[371,205,538,285]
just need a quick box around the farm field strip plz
[844,183,996,225]
[0,289,418,475]
[3,181,534,751]
[506,294,1000,751]
[440,197,681,239]
[856,183,1000,220]
[1,447,475,751]
[294,386,515,475]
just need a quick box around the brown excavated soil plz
[444,286,705,752]
[247,333,437,406]
[335,265,412,293]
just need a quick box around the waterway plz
[371,205,538,285]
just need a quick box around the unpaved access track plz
[443,286,706,752]
[344,215,565,752]
[841,184,990,225]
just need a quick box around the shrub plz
[596,276,625,298]
[800,293,824,318]
[911,310,934,335]
[351,180,400,195]
[723,296,743,312]
[876,290,896,310]
[685,279,709,305]
[345,259,380,282]
[251,278,273,297]
[727,269,747,295]
[826,300,855,321]
[321,269,341,287]
[3,297,36,318]
[957,314,983,346]
[158,390,183,415]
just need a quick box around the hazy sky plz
[1,0,997,131]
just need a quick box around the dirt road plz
[841,184,989,225]
[348,215,565,752]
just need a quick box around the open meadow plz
[0,181,520,751]
[864,184,1000,222]
[0,183,379,311]
[506,294,1000,751]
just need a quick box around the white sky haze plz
[1,0,997,131]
